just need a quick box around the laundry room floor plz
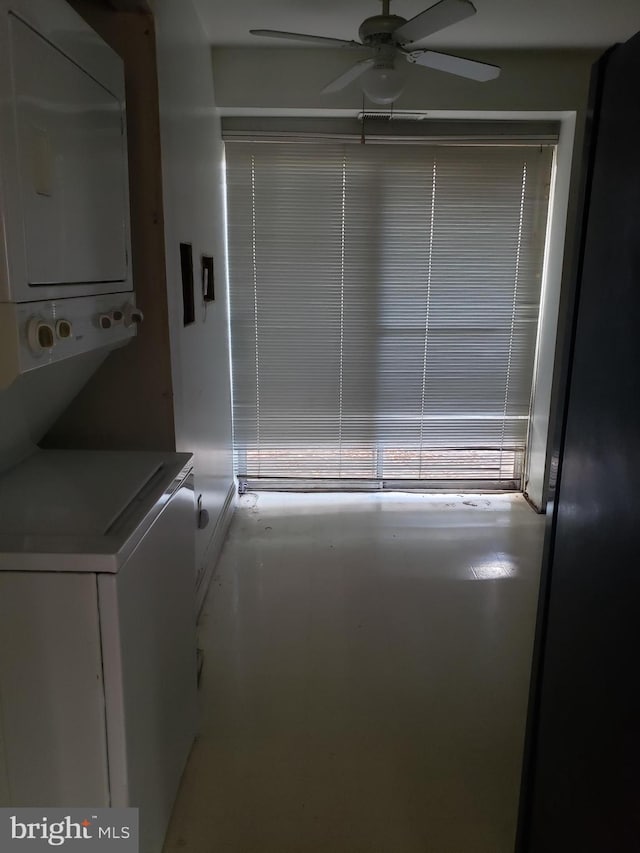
[163,491,544,853]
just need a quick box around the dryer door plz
[4,11,130,300]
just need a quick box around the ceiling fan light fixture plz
[251,0,501,99]
[361,61,406,105]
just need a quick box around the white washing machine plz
[0,4,198,850]
[0,449,197,853]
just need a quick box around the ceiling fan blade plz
[250,29,361,48]
[322,59,376,94]
[393,0,476,45]
[407,50,500,81]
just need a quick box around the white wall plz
[212,47,598,113]
[525,114,576,509]
[153,0,234,590]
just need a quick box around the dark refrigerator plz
[518,28,640,853]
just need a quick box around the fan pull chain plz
[361,92,366,144]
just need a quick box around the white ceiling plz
[194,0,640,50]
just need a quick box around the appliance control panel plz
[0,294,142,389]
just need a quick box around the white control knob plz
[56,319,73,340]
[98,314,113,330]
[27,318,55,352]
[124,304,144,328]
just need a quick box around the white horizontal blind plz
[226,141,553,488]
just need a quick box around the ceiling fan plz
[250,0,500,105]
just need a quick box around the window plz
[225,137,553,490]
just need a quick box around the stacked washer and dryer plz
[0,2,197,851]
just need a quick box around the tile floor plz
[163,492,544,853]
